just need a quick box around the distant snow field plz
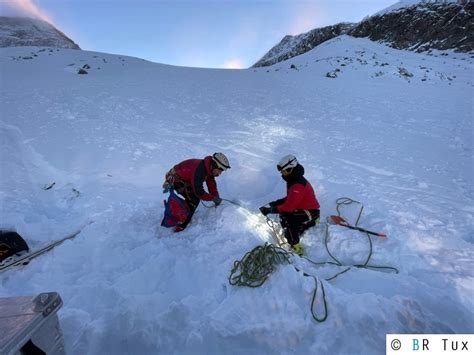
[0,35,472,354]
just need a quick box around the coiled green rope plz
[229,243,328,322]
[222,196,396,323]
[229,243,290,287]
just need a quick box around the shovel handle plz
[329,215,387,237]
[350,225,387,238]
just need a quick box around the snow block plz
[0,292,66,355]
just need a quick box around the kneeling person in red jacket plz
[163,152,230,231]
[259,155,320,256]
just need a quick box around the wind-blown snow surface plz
[0,36,473,354]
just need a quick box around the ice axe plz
[328,215,387,238]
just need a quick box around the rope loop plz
[309,275,328,322]
[335,197,363,226]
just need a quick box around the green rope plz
[229,198,397,305]
[265,217,287,247]
[223,196,397,323]
[335,197,363,226]
[229,243,290,287]
[352,230,399,273]
[308,274,328,322]
[315,198,399,276]
[297,198,399,280]
[229,242,328,322]
[294,225,399,279]
[292,266,328,322]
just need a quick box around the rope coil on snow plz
[229,242,328,322]
[229,243,290,287]
[212,196,396,322]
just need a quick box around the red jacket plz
[173,156,218,201]
[271,164,320,213]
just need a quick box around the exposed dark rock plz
[78,68,88,74]
[253,1,473,68]
[349,2,473,53]
[398,67,414,77]
[0,16,80,49]
[253,23,355,67]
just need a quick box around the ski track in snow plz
[0,36,473,354]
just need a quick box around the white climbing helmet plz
[212,152,231,170]
[277,154,298,172]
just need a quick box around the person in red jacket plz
[259,155,320,256]
[163,152,230,231]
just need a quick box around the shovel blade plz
[328,215,349,226]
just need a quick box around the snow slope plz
[0,36,473,354]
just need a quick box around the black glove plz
[162,182,172,193]
[259,206,275,216]
[213,196,222,207]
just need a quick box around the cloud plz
[221,58,245,69]
[2,0,55,25]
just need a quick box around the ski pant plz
[279,209,320,246]
[173,181,199,229]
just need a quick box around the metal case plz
[0,292,66,355]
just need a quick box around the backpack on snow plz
[161,189,190,228]
[0,230,30,262]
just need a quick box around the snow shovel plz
[328,215,387,238]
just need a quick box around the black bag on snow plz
[0,230,30,262]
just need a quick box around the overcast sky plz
[1,0,397,68]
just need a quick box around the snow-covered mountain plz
[351,0,473,53]
[253,23,355,68]
[0,35,472,354]
[253,0,472,67]
[0,17,80,49]
[376,0,461,15]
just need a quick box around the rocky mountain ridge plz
[350,1,473,53]
[0,17,80,49]
[253,1,473,67]
[253,23,355,68]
